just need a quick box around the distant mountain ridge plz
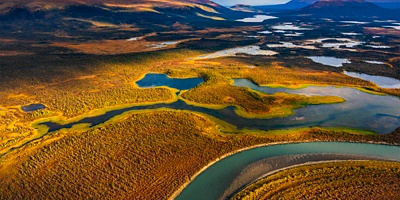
[254,0,317,10]
[254,0,400,10]
[294,0,399,19]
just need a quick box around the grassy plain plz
[0,7,400,199]
[231,161,400,200]
[0,47,388,156]
[0,47,397,163]
[0,45,399,199]
[1,110,399,199]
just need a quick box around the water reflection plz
[37,76,400,134]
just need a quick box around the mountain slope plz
[254,0,317,10]
[254,0,400,11]
[0,0,247,41]
[0,0,224,14]
[230,4,259,12]
[293,0,400,19]
[0,0,242,23]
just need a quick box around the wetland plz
[1,3,400,199]
[36,74,400,135]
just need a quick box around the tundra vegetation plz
[2,47,392,156]
[0,110,399,199]
[0,23,399,198]
[231,161,400,200]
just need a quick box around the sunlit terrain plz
[0,0,399,199]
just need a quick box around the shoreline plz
[222,154,395,199]
[30,86,180,132]
[169,140,400,200]
[178,90,345,120]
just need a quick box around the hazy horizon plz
[213,0,400,6]
[212,0,291,6]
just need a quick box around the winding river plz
[174,142,400,200]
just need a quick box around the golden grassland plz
[231,161,400,200]
[364,27,400,37]
[0,110,399,199]
[0,49,201,154]
[51,38,199,55]
[103,1,220,13]
[0,48,397,160]
[0,48,399,199]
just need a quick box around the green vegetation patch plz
[180,71,345,119]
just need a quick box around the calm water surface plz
[136,73,203,90]
[307,56,351,67]
[21,104,46,112]
[344,71,400,89]
[175,142,400,200]
[38,74,400,134]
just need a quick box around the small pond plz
[365,60,385,64]
[21,104,46,112]
[340,21,369,24]
[307,38,363,49]
[196,46,278,59]
[272,24,312,30]
[136,73,203,90]
[267,42,316,50]
[365,45,391,49]
[307,56,351,67]
[236,15,277,22]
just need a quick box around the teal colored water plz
[136,73,203,90]
[175,142,400,200]
[233,79,400,133]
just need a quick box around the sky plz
[212,0,291,6]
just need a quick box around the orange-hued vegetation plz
[0,46,398,199]
[0,50,201,157]
[364,27,400,37]
[51,38,198,55]
[0,110,399,199]
[1,1,400,198]
[0,48,395,158]
[231,161,400,200]
[381,88,400,96]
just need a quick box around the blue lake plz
[136,73,203,90]
[21,104,46,112]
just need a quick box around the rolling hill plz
[0,0,251,43]
[293,0,400,19]
[255,0,400,10]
